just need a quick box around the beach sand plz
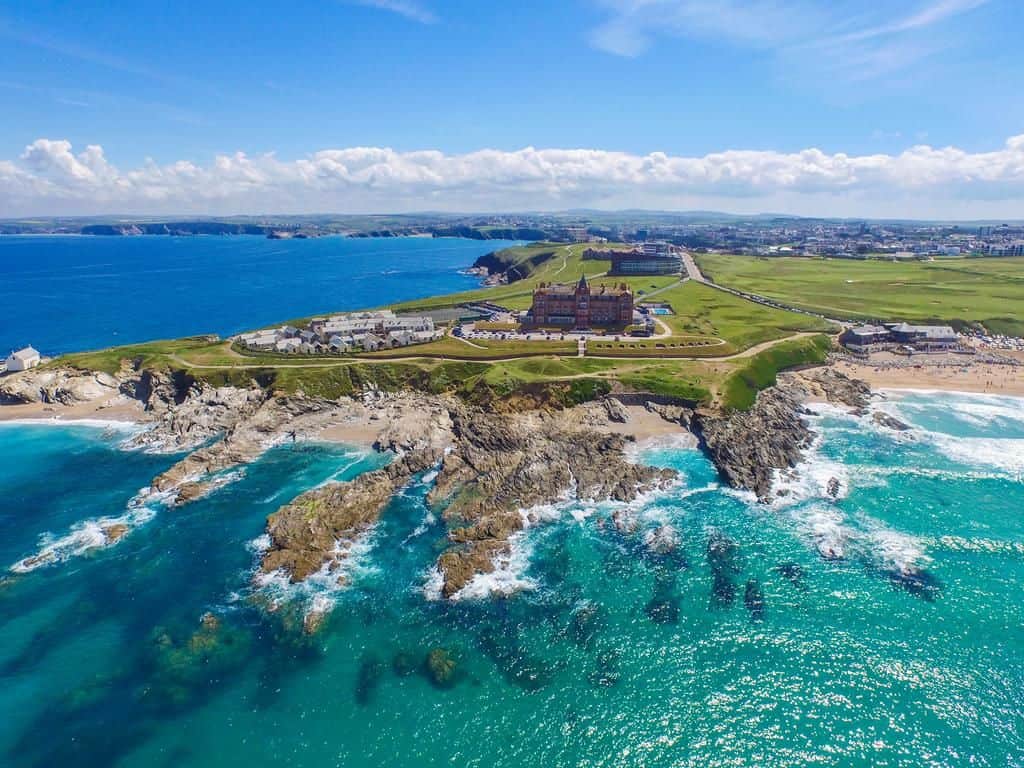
[834,357,1024,397]
[0,396,146,425]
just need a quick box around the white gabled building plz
[5,346,41,372]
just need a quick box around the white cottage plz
[5,346,41,372]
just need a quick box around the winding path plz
[168,331,818,371]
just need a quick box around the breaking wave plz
[10,505,157,573]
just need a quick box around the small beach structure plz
[5,346,41,372]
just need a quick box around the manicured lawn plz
[696,253,1024,336]
[652,281,837,349]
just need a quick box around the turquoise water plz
[2,391,1024,766]
[0,235,518,355]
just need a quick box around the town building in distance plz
[526,275,634,329]
[236,310,443,354]
[610,242,683,276]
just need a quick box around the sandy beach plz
[834,356,1024,397]
[0,396,146,425]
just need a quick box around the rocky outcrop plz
[148,395,364,503]
[872,411,911,431]
[428,407,676,597]
[692,385,812,502]
[260,448,442,582]
[692,368,874,502]
[370,392,456,453]
[0,367,121,405]
[602,397,630,424]
[644,401,693,428]
[255,396,676,601]
[787,368,871,413]
[124,374,267,453]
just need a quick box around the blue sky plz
[1,0,1023,217]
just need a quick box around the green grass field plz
[696,253,1024,336]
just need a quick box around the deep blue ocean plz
[0,235,517,356]
[1,237,1024,766]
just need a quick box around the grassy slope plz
[721,334,833,410]
[696,253,1024,335]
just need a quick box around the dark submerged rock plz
[744,579,765,622]
[775,562,808,591]
[887,568,943,601]
[392,651,418,677]
[707,531,741,609]
[424,648,457,688]
[355,654,384,706]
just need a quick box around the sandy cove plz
[834,353,1024,398]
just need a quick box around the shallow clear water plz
[2,391,1023,767]
[0,235,517,355]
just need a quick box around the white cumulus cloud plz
[3,135,1024,218]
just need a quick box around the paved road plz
[681,251,707,283]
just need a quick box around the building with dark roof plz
[528,275,633,329]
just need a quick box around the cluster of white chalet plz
[236,310,443,354]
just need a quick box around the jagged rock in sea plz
[260,448,442,582]
[872,411,912,431]
[427,407,676,597]
[643,524,680,555]
[692,385,813,502]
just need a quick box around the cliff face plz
[692,387,813,502]
[471,248,557,284]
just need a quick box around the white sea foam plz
[929,535,1024,556]
[10,505,157,573]
[864,524,931,574]
[0,417,145,442]
[790,505,852,561]
[421,565,445,601]
[768,446,850,510]
[926,433,1024,476]
[402,511,437,544]
[446,530,538,602]
[250,526,379,618]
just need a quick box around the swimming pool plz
[650,308,672,315]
